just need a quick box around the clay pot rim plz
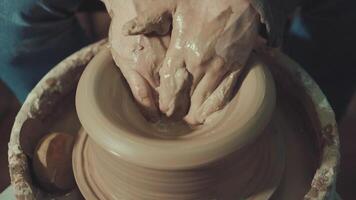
[75,48,276,169]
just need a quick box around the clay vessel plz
[73,47,283,200]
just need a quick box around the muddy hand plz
[183,1,260,124]
[123,0,260,124]
[122,0,191,118]
[102,0,172,120]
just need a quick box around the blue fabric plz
[0,0,90,102]
[283,0,356,119]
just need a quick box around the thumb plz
[122,5,174,36]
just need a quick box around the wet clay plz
[73,124,284,200]
[102,0,259,123]
[73,48,284,199]
[73,2,283,199]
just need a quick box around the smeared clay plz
[102,0,259,124]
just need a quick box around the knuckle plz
[210,57,227,73]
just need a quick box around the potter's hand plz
[124,0,260,124]
[101,0,172,120]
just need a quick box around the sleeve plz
[250,0,305,46]
[0,0,90,102]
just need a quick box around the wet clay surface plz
[73,122,284,200]
[73,47,286,199]
[75,48,276,169]
[72,78,317,200]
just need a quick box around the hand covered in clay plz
[101,0,172,120]
[123,0,260,124]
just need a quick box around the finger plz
[185,56,227,124]
[122,6,172,36]
[195,70,241,124]
[121,68,159,121]
[188,6,233,63]
[184,7,233,97]
[169,75,192,120]
[134,36,170,89]
[158,53,190,117]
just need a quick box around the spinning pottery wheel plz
[8,41,340,200]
